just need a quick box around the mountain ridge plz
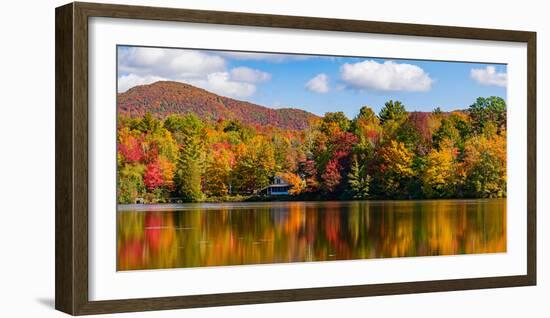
[117,81,319,130]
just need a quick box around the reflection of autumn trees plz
[117,200,506,270]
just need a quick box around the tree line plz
[117,96,506,204]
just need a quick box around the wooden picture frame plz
[55,1,536,315]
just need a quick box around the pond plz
[117,199,506,270]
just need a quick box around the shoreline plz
[117,197,507,212]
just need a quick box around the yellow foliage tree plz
[378,140,415,197]
[232,135,276,193]
[157,155,175,190]
[277,172,306,195]
[204,149,232,196]
[380,140,415,177]
[421,139,458,198]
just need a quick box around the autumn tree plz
[347,159,371,199]
[352,106,382,152]
[118,127,144,163]
[157,156,175,190]
[144,161,164,190]
[376,140,415,198]
[379,100,408,138]
[320,111,351,133]
[204,149,232,197]
[317,129,358,195]
[395,117,424,152]
[277,172,306,195]
[298,158,319,192]
[407,112,432,146]
[449,111,473,143]
[136,112,162,133]
[468,96,506,135]
[320,159,342,193]
[272,134,296,172]
[463,133,506,198]
[432,117,460,150]
[222,119,255,143]
[118,163,145,204]
[421,139,459,198]
[232,136,276,193]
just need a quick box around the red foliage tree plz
[321,159,342,193]
[143,161,164,190]
[142,140,160,163]
[408,111,432,143]
[301,159,319,191]
[118,132,144,162]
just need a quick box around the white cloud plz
[129,47,165,65]
[230,67,271,83]
[118,72,257,98]
[119,47,226,78]
[305,73,330,93]
[340,60,433,92]
[118,47,272,98]
[118,74,166,93]
[470,66,507,87]
[189,72,256,98]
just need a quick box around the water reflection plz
[117,199,506,270]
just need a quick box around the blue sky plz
[118,46,507,118]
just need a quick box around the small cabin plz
[259,176,292,196]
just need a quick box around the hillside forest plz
[117,93,507,204]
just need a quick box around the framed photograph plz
[55,2,536,315]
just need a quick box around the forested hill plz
[117,81,319,130]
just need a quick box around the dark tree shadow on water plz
[36,297,55,309]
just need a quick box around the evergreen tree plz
[347,159,371,199]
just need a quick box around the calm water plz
[117,199,506,271]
